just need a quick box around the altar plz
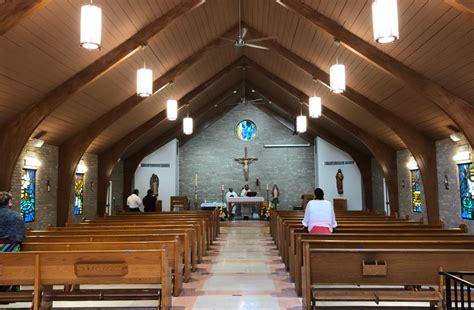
[227,196,265,218]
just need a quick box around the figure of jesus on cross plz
[235,147,258,181]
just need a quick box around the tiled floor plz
[172,220,303,309]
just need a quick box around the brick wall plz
[397,149,427,222]
[436,138,474,232]
[67,153,98,223]
[179,104,315,209]
[10,141,58,229]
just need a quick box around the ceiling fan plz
[228,67,263,106]
[219,0,275,50]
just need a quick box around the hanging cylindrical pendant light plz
[137,46,153,97]
[183,104,193,135]
[309,79,322,118]
[167,99,178,121]
[330,64,345,94]
[372,0,399,44]
[137,68,153,97]
[80,1,102,50]
[183,117,193,135]
[296,103,307,133]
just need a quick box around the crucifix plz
[235,147,258,181]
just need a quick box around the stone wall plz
[371,158,385,214]
[397,149,427,222]
[436,138,474,232]
[67,153,98,223]
[179,104,315,209]
[110,160,124,214]
[11,141,58,230]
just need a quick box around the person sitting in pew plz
[0,191,25,293]
[302,188,337,234]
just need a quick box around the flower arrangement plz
[260,202,273,220]
[217,206,228,221]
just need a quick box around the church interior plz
[0,0,473,309]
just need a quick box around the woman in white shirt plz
[302,188,337,234]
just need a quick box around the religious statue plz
[272,184,280,210]
[335,169,344,194]
[150,174,159,197]
[235,147,258,181]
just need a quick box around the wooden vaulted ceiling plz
[0,0,472,163]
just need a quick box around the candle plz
[195,173,197,186]
[266,184,269,190]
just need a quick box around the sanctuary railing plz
[440,271,473,309]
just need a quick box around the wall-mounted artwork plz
[20,168,36,223]
[458,163,473,220]
[410,169,422,213]
[74,173,85,215]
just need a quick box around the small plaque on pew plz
[75,262,128,277]
[362,260,387,276]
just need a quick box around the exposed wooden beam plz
[0,0,204,194]
[96,78,241,217]
[276,0,474,147]
[444,0,474,14]
[0,0,48,35]
[253,92,374,211]
[122,102,235,205]
[56,56,241,225]
[244,54,440,222]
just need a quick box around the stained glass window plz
[458,163,473,220]
[236,120,257,141]
[410,168,422,213]
[20,168,36,223]
[74,173,85,215]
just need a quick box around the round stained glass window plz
[236,120,257,141]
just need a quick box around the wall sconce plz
[46,179,51,192]
[24,151,41,169]
[453,144,472,163]
[90,181,94,191]
[406,156,418,170]
[76,159,88,174]
[31,138,44,148]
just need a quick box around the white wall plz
[134,139,179,211]
[316,137,363,210]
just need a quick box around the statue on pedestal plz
[150,174,159,197]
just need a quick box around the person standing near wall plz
[143,189,157,212]
[127,189,143,212]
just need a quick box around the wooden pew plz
[0,249,172,309]
[301,247,474,309]
[25,232,194,280]
[22,238,184,297]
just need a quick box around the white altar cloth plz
[200,202,226,208]
[226,197,264,203]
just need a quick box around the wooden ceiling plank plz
[0,0,48,35]
[277,0,474,147]
[444,0,474,13]
[0,0,205,193]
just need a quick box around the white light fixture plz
[406,156,418,170]
[167,99,178,121]
[24,151,41,168]
[183,117,193,135]
[453,144,472,163]
[330,63,345,94]
[372,0,399,44]
[183,104,193,135]
[80,1,102,50]
[30,138,44,148]
[76,160,88,174]
[137,45,153,97]
[296,103,307,133]
[450,132,465,142]
[309,96,322,118]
